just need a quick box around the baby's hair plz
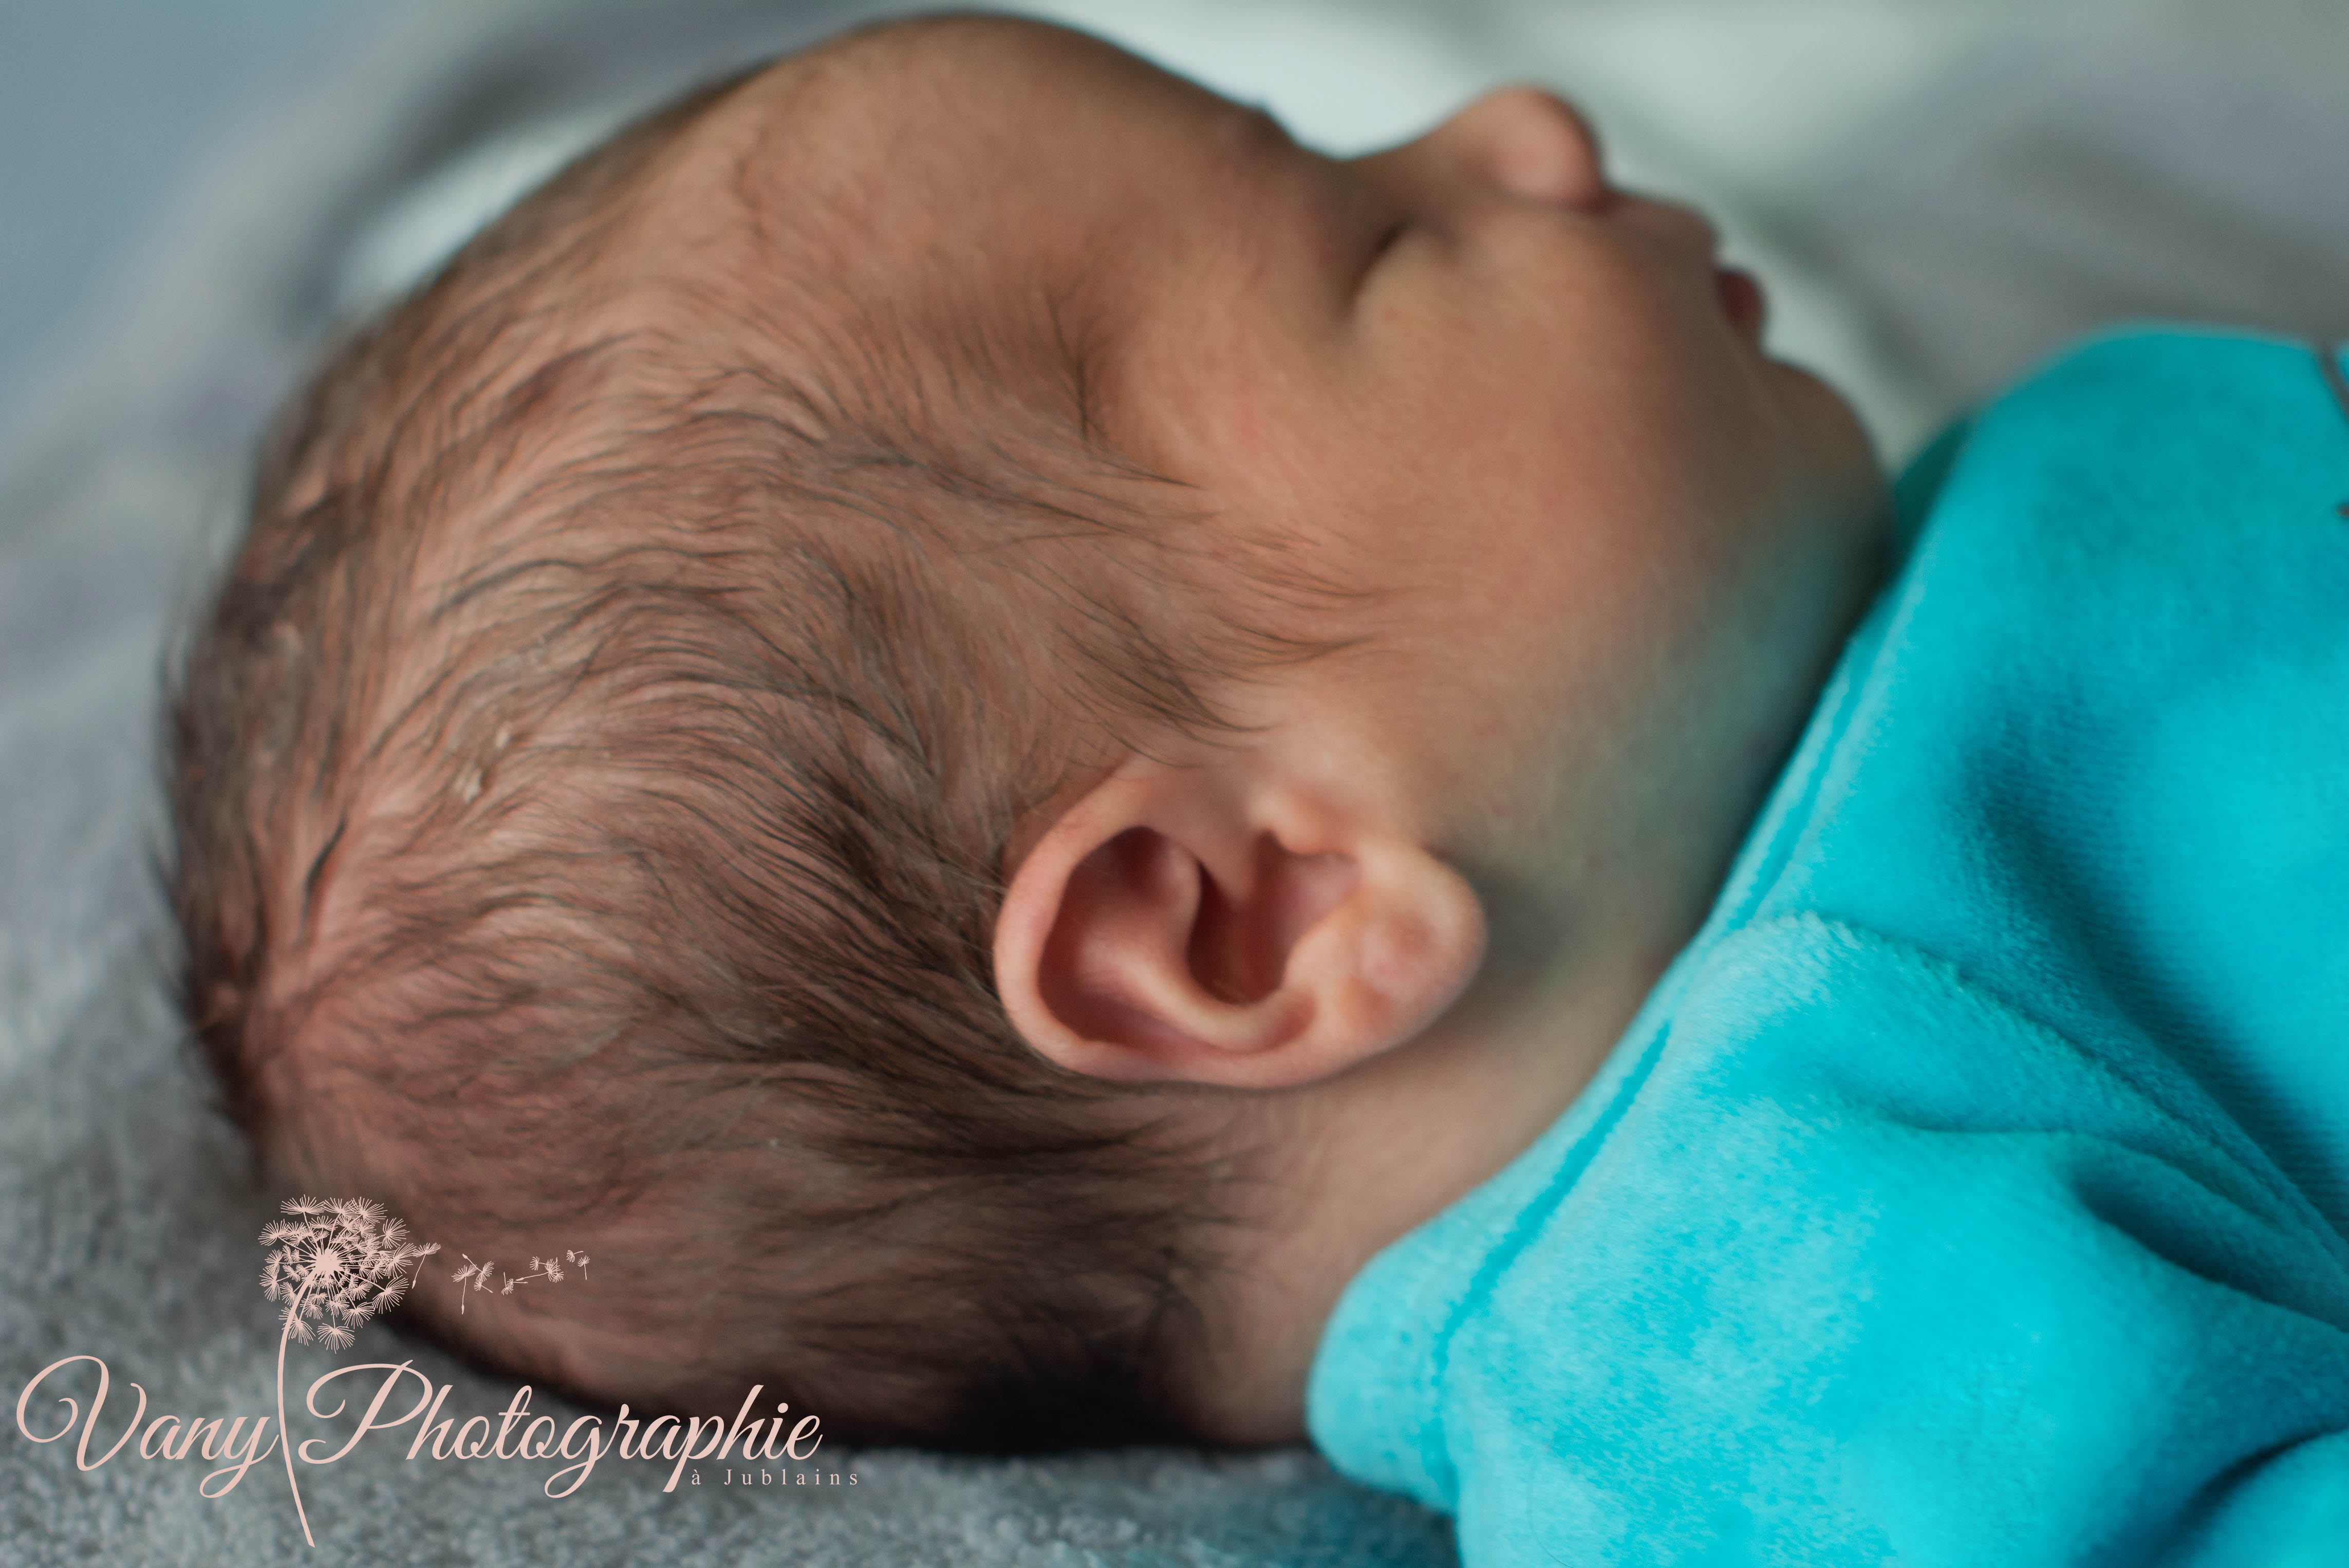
[167,33,1347,1447]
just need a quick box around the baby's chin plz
[1769,355,1893,544]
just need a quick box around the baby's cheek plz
[1134,318,1320,498]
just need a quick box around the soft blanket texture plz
[1309,328,2349,1564]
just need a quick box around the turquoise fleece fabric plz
[1306,327,2349,1565]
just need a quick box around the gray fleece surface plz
[11,0,2349,1561]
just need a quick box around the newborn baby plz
[170,12,2349,1562]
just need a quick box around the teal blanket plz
[1308,328,2349,1564]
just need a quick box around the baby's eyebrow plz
[1218,103,1372,309]
[1303,154,1389,309]
[1174,92,1376,333]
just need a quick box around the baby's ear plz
[993,759,1485,1089]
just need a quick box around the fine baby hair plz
[167,18,1350,1449]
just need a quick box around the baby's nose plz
[1434,87,1608,211]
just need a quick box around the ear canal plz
[1186,834,1358,1006]
[1040,826,1351,1054]
[996,764,1489,1088]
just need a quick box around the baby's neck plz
[1180,931,1670,1446]
[1178,633,1838,1446]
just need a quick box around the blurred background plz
[14,0,2349,464]
[1,3,390,411]
[12,0,2349,471]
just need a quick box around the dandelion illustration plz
[450,1249,579,1308]
[449,1254,498,1313]
[510,1254,564,1286]
[258,1197,439,1547]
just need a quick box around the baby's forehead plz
[591,16,1268,508]
[686,20,1053,180]
[636,40,966,279]
[664,16,1239,248]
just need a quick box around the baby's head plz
[169,15,1886,1449]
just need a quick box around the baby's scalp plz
[169,18,1343,1448]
